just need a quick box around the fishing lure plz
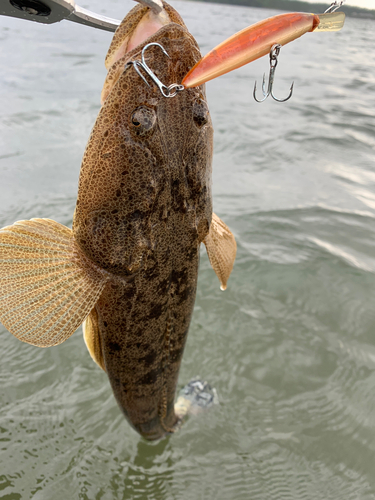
[181,11,345,90]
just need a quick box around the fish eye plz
[131,106,157,136]
[193,99,209,127]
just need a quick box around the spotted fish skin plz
[73,8,213,439]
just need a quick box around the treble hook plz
[253,44,294,103]
[127,42,185,98]
[324,0,345,13]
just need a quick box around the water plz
[1,1,375,498]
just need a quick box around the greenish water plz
[1,1,375,498]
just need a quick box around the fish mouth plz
[125,2,171,55]
[105,1,177,72]
[101,0,186,104]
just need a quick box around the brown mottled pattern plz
[73,5,213,439]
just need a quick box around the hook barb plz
[133,60,151,87]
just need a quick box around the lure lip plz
[182,11,345,89]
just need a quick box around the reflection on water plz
[1,0,375,498]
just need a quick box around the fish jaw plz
[126,10,170,53]
[104,0,186,71]
[104,8,170,71]
[134,0,164,15]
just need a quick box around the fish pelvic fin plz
[0,218,108,348]
[83,307,105,371]
[203,213,237,291]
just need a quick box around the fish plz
[0,0,236,440]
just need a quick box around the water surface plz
[1,1,375,498]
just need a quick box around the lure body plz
[182,11,345,88]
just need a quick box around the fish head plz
[73,1,213,276]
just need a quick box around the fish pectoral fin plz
[203,213,237,291]
[0,218,108,348]
[83,307,105,371]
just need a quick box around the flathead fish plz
[0,0,236,440]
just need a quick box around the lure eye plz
[193,99,209,127]
[131,106,157,136]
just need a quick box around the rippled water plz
[1,1,375,498]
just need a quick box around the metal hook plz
[253,44,294,103]
[128,42,185,98]
[324,1,345,14]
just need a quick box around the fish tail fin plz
[203,213,237,291]
[0,218,108,347]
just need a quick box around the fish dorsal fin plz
[0,218,108,347]
[203,213,237,291]
[83,307,106,371]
